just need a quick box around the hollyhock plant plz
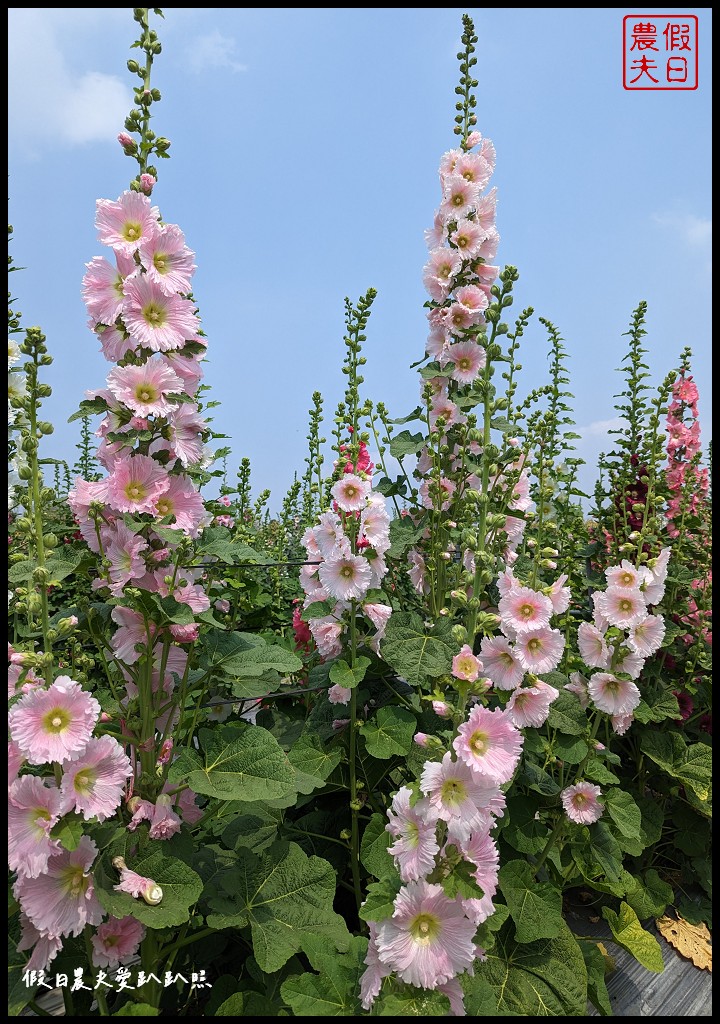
[91,916,146,969]
[479,635,525,690]
[420,752,499,840]
[452,644,483,682]
[506,680,560,729]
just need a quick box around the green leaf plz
[604,788,642,839]
[552,733,589,764]
[622,869,673,920]
[640,732,712,802]
[376,991,451,1015]
[546,688,586,735]
[634,689,681,723]
[360,813,398,881]
[498,860,563,943]
[113,1005,160,1016]
[389,430,425,458]
[671,803,711,857]
[601,901,664,972]
[501,797,549,855]
[301,601,334,621]
[51,816,85,852]
[578,939,613,1016]
[328,656,371,689]
[224,643,303,678]
[95,850,203,928]
[361,705,417,759]
[381,612,455,688]
[168,723,296,802]
[214,994,246,1015]
[280,936,368,1016]
[518,759,560,796]
[221,803,282,855]
[460,977,498,1015]
[207,842,351,973]
[490,416,513,433]
[199,628,258,672]
[8,552,84,584]
[442,860,485,902]
[358,878,402,922]
[584,758,620,785]
[288,734,342,795]
[387,517,424,559]
[471,919,588,1015]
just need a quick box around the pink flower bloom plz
[588,673,641,716]
[479,635,525,690]
[153,475,206,537]
[9,677,100,765]
[138,223,196,295]
[319,552,372,602]
[408,548,427,594]
[628,613,666,657]
[363,601,393,636]
[440,174,478,222]
[67,475,111,522]
[309,615,344,660]
[360,500,391,551]
[95,190,158,256]
[359,923,393,1011]
[514,626,565,675]
[61,736,132,822]
[605,559,644,591]
[161,351,204,395]
[331,473,370,512]
[463,831,500,895]
[466,130,482,147]
[547,574,571,615]
[176,786,203,824]
[423,247,461,301]
[452,644,482,682]
[111,607,153,664]
[454,151,492,190]
[14,836,103,938]
[447,341,486,384]
[414,732,430,747]
[104,521,148,595]
[421,752,498,841]
[126,797,155,831]
[499,585,553,635]
[506,680,559,728]
[561,782,603,825]
[450,218,486,258]
[122,274,199,353]
[439,978,466,1017]
[455,283,489,314]
[9,739,25,783]
[313,510,350,560]
[596,586,647,629]
[439,148,463,179]
[17,913,63,972]
[113,863,163,904]
[613,648,644,680]
[8,776,66,878]
[148,793,182,840]
[97,323,137,362]
[445,302,476,335]
[108,454,170,514]
[565,671,590,708]
[611,712,635,736]
[107,360,184,417]
[429,398,464,431]
[419,475,456,510]
[91,916,146,968]
[138,173,156,195]
[328,684,351,705]
[386,786,440,883]
[169,622,200,643]
[433,700,451,718]
[166,404,208,467]
[82,253,136,326]
[577,621,610,669]
[376,880,476,989]
[453,706,523,785]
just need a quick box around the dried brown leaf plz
[656,914,712,972]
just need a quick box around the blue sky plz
[8,8,712,508]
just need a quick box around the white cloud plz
[8,9,133,156]
[186,31,247,74]
[652,212,712,248]
[576,417,624,440]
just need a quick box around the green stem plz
[534,815,566,877]
[348,602,363,913]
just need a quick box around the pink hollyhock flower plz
[474,189,498,231]
[363,602,392,635]
[419,476,456,510]
[642,548,671,605]
[61,736,132,822]
[440,174,478,221]
[17,913,63,972]
[148,793,182,840]
[466,130,482,147]
[122,275,199,353]
[113,861,163,904]
[588,673,641,716]
[95,190,158,256]
[445,302,476,335]
[14,836,103,937]
[169,622,200,643]
[104,521,148,595]
[161,351,204,395]
[139,173,156,194]
[9,676,100,765]
[359,923,393,1010]
[154,475,206,537]
[429,397,464,431]
[496,567,519,597]
[423,247,462,301]
[376,880,476,989]
[613,648,644,680]
[166,404,208,466]
[126,797,154,831]
[463,831,500,896]
[82,253,137,326]
[319,552,372,602]
[611,712,634,736]
[309,615,344,660]
[433,700,451,718]
[313,509,350,560]
[561,781,603,825]
[452,644,482,682]
[596,586,647,629]
[91,915,146,968]
[360,499,391,551]
[564,671,590,709]
[111,606,154,664]
[454,151,492,190]
[408,548,428,595]
[546,574,571,615]
[8,776,66,878]
[9,739,25,783]
[628,613,666,657]
[477,226,500,260]
[439,148,463,179]
[447,341,486,384]
[514,626,565,675]
[108,454,170,514]
[301,526,322,558]
[439,977,466,1017]
[577,621,610,670]
[479,635,525,690]
[506,680,559,728]
[421,752,498,841]
[454,705,523,785]
[328,684,351,705]
[331,473,370,512]
[450,218,486,258]
[96,323,137,362]
[67,475,111,522]
[139,222,196,295]
[214,598,231,614]
[386,786,440,883]
[499,585,553,635]
[176,786,203,825]
[147,569,210,614]
[107,360,184,417]
[455,283,489,314]
[605,559,645,591]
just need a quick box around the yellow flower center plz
[527,638,542,653]
[457,357,471,371]
[344,485,357,498]
[620,572,634,586]
[153,253,168,273]
[405,821,419,847]
[410,912,441,944]
[142,302,166,328]
[74,769,96,795]
[42,707,71,734]
[123,221,142,241]
[440,778,467,806]
[619,599,632,612]
[469,729,489,755]
[340,567,354,579]
[500,652,514,667]
[135,384,158,403]
[520,603,534,618]
[125,481,147,502]
[156,497,174,516]
[456,235,468,248]
[452,193,463,207]
[61,864,89,898]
